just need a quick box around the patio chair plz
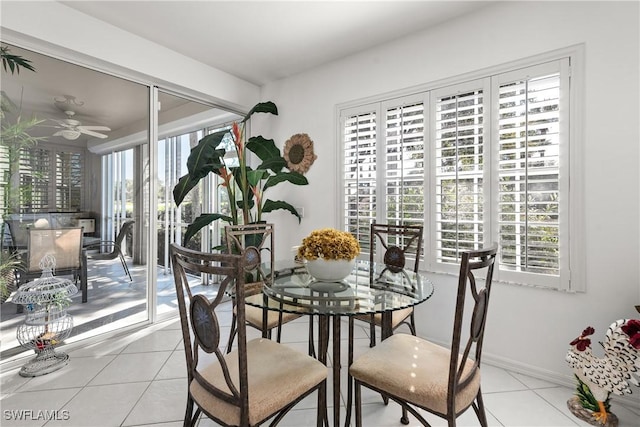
[354,222,424,347]
[85,220,134,281]
[18,227,87,306]
[350,244,498,427]
[224,223,303,353]
[170,243,327,427]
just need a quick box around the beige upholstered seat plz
[170,243,327,427]
[242,304,301,331]
[350,245,498,427]
[191,338,327,426]
[350,334,480,415]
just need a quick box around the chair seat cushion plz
[355,307,413,329]
[349,333,480,416]
[236,304,302,330]
[190,338,327,426]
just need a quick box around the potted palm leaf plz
[173,101,309,245]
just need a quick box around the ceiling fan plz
[50,110,111,140]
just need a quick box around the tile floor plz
[1,302,639,427]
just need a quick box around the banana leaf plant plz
[173,101,308,245]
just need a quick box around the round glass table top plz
[245,260,434,316]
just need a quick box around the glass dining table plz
[244,259,435,426]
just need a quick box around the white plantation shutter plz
[342,106,377,253]
[384,101,425,228]
[432,80,489,267]
[55,150,83,211]
[20,146,50,211]
[340,49,579,290]
[493,60,568,288]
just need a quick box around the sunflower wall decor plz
[283,133,317,174]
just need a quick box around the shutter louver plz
[20,146,50,212]
[385,102,425,228]
[56,151,83,211]
[343,111,377,253]
[434,89,485,264]
[497,72,561,276]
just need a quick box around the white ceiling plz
[60,0,493,86]
[2,1,494,145]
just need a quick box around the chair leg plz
[317,380,327,427]
[474,389,489,427]
[308,316,316,358]
[409,311,416,335]
[400,406,410,425]
[184,396,197,427]
[118,250,132,281]
[369,315,376,347]
[226,313,238,354]
[355,380,363,427]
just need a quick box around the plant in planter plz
[1,45,44,215]
[0,249,22,303]
[173,101,309,244]
[297,228,361,282]
[0,45,39,300]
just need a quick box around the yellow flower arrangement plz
[297,228,360,261]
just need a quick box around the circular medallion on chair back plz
[190,295,219,352]
[384,246,405,273]
[244,246,261,270]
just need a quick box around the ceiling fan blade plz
[79,128,108,139]
[78,125,111,132]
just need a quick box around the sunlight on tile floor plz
[2,301,639,427]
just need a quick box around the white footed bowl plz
[305,258,356,282]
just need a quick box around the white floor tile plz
[0,366,32,394]
[155,350,187,380]
[46,382,149,427]
[534,386,592,426]
[480,364,529,393]
[0,388,80,427]
[87,351,171,385]
[483,389,579,426]
[17,355,116,391]
[122,378,187,426]
[509,371,561,390]
[120,328,182,353]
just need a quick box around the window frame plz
[337,45,584,291]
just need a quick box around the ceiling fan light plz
[60,129,81,140]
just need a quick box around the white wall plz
[259,1,640,386]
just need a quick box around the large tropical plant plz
[0,45,37,302]
[173,101,308,244]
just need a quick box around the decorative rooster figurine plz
[566,319,640,426]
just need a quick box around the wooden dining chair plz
[349,244,498,427]
[355,222,424,347]
[170,243,327,427]
[224,223,302,353]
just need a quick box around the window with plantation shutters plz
[432,81,488,266]
[340,49,580,290]
[20,146,50,211]
[4,145,85,213]
[493,60,569,288]
[343,107,377,253]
